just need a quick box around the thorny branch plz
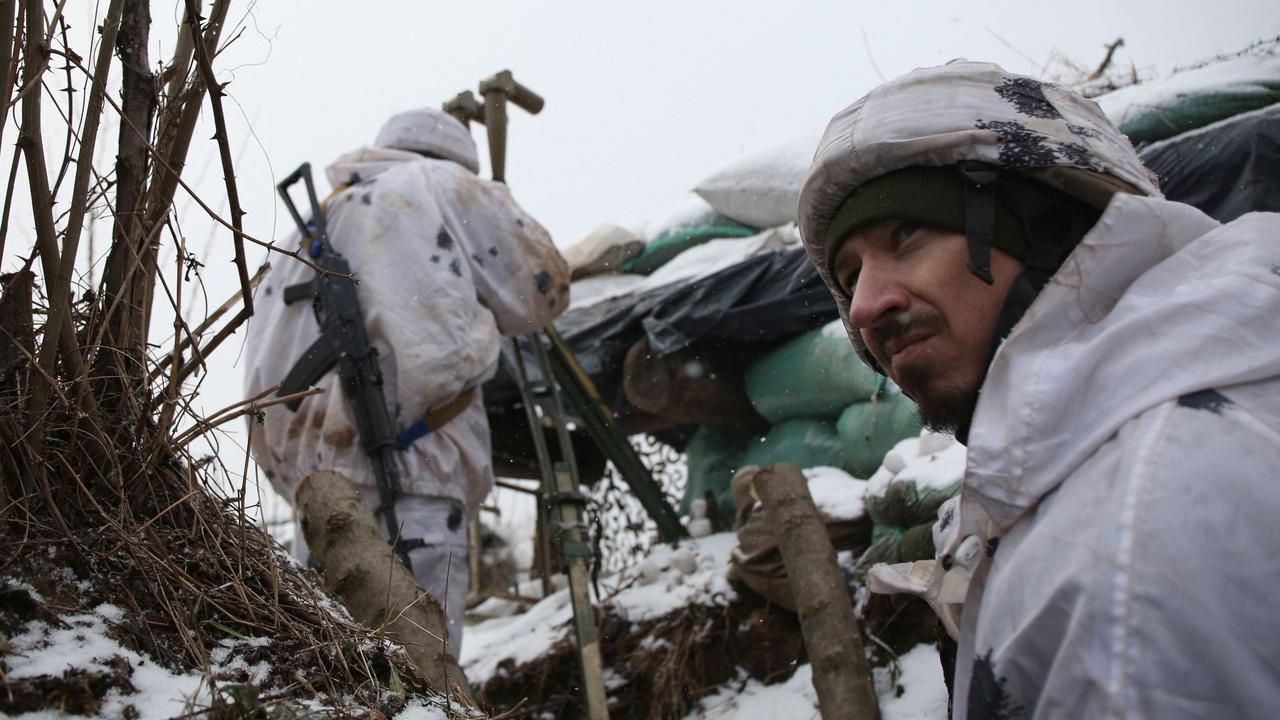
[19,0,93,438]
[31,0,123,425]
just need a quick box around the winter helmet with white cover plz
[797,60,1161,373]
[374,107,481,175]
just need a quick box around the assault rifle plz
[275,162,418,571]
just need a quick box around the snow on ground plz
[686,643,948,720]
[1097,48,1280,127]
[464,523,949,719]
[3,582,455,719]
[6,596,208,719]
[608,532,738,623]
[462,532,739,682]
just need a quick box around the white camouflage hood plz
[374,106,481,175]
[797,60,1162,366]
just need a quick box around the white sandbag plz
[562,223,645,280]
[693,132,821,229]
[642,193,720,241]
[642,225,796,289]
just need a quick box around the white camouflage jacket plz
[244,147,569,511]
[873,192,1280,718]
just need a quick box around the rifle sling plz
[395,387,477,450]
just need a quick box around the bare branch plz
[184,0,252,321]
[49,15,77,198]
[159,0,198,98]
[147,261,267,384]
[47,43,345,279]
[32,0,123,418]
[173,384,324,447]
[171,304,248,385]
[98,0,157,371]
[0,0,17,140]
[20,0,92,429]
[1088,38,1125,81]
[0,143,21,261]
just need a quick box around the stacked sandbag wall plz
[681,320,924,518]
[860,432,966,565]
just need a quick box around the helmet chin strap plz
[953,163,1099,445]
[959,161,1000,285]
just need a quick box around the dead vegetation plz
[0,1,472,716]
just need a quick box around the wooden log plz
[296,470,475,707]
[753,463,880,720]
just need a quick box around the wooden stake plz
[754,463,880,720]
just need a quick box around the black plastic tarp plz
[484,245,838,410]
[1139,102,1280,223]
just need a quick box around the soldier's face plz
[832,219,1022,433]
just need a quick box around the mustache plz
[866,310,943,360]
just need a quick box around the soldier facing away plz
[244,107,569,654]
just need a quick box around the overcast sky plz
[19,0,1280,519]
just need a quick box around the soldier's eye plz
[896,221,922,242]
[839,268,860,297]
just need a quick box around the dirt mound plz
[475,579,939,719]
[0,405,470,717]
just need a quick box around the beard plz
[895,364,979,434]
[866,309,979,435]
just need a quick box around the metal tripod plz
[510,329,611,720]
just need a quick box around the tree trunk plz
[99,0,157,386]
[295,470,475,707]
[754,463,880,720]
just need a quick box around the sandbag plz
[563,223,646,280]
[621,223,756,275]
[743,322,879,423]
[1098,51,1280,144]
[693,132,820,228]
[640,194,722,241]
[1139,102,1280,223]
[682,422,760,517]
[835,391,923,478]
[860,432,964,566]
[740,418,855,475]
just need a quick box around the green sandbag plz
[682,422,758,517]
[622,223,757,275]
[1122,91,1280,144]
[740,418,855,476]
[835,392,923,478]
[743,326,880,423]
[866,479,961,532]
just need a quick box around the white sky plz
[9,0,1280,520]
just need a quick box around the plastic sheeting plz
[1139,102,1280,223]
[484,245,838,411]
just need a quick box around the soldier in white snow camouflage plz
[245,108,569,654]
[799,60,1280,719]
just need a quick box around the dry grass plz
[0,364,479,716]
